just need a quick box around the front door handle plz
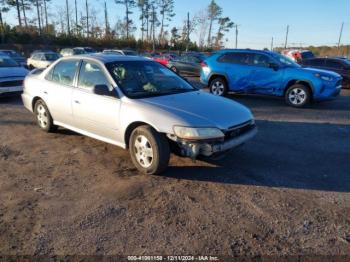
[74,100,80,104]
[43,91,48,94]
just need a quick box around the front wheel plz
[209,77,227,96]
[285,84,311,108]
[129,125,170,175]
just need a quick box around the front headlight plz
[173,126,225,140]
[314,73,333,81]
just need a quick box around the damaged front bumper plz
[167,126,258,159]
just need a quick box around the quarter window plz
[51,60,79,86]
[78,61,110,90]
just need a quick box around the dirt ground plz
[0,87,349,257]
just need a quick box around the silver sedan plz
[22,54,257,175]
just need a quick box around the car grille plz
[0,80,23,88]
[224,121,255,140]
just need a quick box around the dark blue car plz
[200,49,342,107]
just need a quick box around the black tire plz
[209,77,228,96]
[34,99,57,132]
[129,125,170,175]
[285,84,311,108]
[29,64,34,70]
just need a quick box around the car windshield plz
[0,57,19,67]
[45,53,59,61]
[106,61,195,98]
[124,51,138,56]
[271,52,301,68]
[301,51,314,59]
[74,49,86,55]
[104,50,122,55]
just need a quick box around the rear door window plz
[218,52,250,65]
[50,60,80,86]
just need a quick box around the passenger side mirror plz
[93,84,111,96]
[269,62,279,71]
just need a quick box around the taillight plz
[201,61,208,68]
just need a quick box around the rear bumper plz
[21,92,33,112]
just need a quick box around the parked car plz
[30,49,54,56]
[22,54,257,175]
[301,57,350,88]
[200,49,342,107]
[0,49,26,67]
[103,49,138,56]
[151,53,180,66]
[82,47,97,53]
[282,49,314,63]
[0,54,29,97]
[60,48,86,57]
[27,52,60,69]
[168,52,208,75]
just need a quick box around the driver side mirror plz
[93,84,112,96]
[269,62,279,71]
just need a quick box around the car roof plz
[214,49,276,55]
[33,51,57,55]
[60,53,146,63]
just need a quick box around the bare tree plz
[65,0,70,34]
[214,17,234,48]
[43,0,49,32]
[74,0,78,34]
[104,0,110,36]
[85,0,89,38]
[137,0,147,41]
[0,0,9,42]
[196,9,209,48]
[207,0,222,47]
[6,0,22,27]
[158,0,174,41]
[35,0,41,34]
[115,0,136,39]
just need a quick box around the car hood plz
[139,91,253,130]
[299,67,341,78]
[0,67,28,78]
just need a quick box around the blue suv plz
[200,49,342,107]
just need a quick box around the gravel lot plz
[0,85,349,256]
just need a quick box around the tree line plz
[0,0,235,51]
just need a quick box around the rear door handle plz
[74,100,80,104]
[43,91,48,94]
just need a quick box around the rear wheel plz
[129,125,170,175]
[285,84,311,108]
[209,77,227,96]
[34,99,57,132]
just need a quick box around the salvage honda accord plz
[22,54,257,175]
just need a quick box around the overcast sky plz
[4,0,350,49]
